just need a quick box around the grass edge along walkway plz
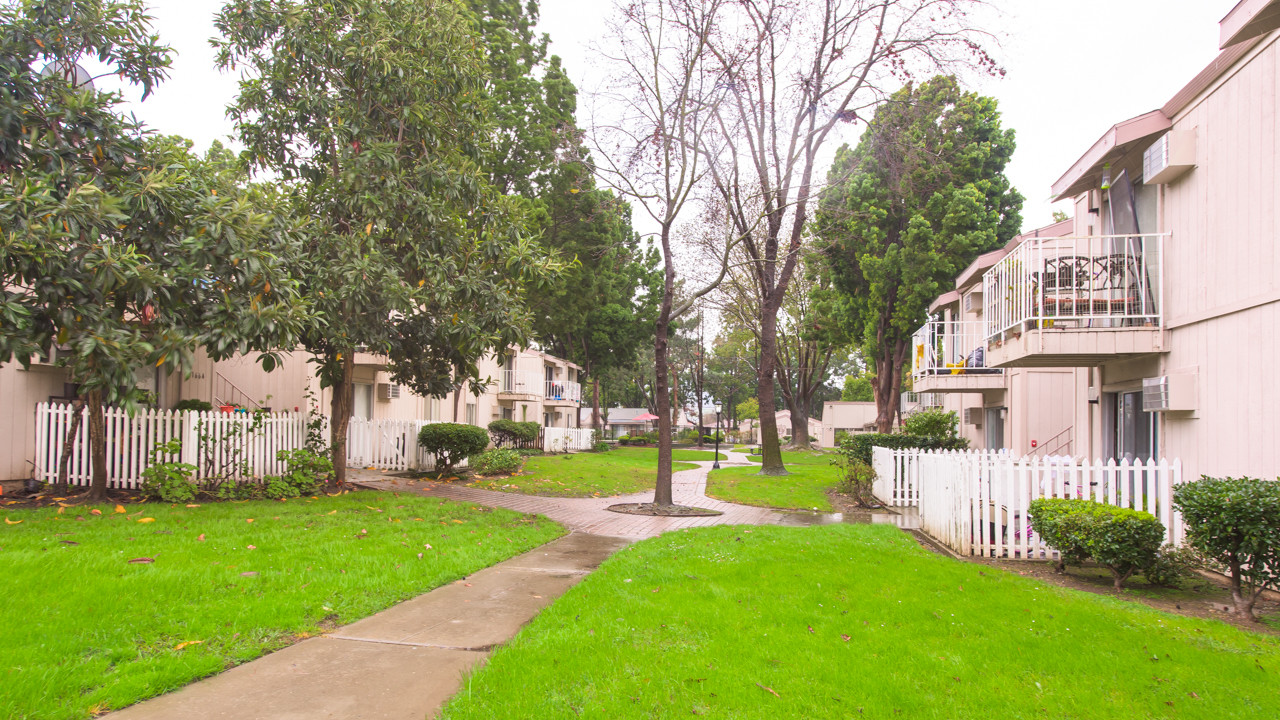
[439,523,1280,720]
[0,491,565,720]
[706,452,840,511]
[468,447,716,497]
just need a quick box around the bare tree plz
[591,0,737,507]
[696,0,999,474]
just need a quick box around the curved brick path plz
[350,447,789,539]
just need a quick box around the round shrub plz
[1143,544,1199,587]
[470,448,524,476]
[1174,476,1280,620]
[618,436,631,446]
[1029,498,1165,589]
[418,423,489,473]
[592,441,610,453]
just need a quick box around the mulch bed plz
[606,503,723,517]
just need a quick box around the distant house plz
[739,410,823,445]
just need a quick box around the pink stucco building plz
[917,0,1280,483]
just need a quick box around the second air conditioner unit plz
[377,383,402,401]
[963,407,983,426]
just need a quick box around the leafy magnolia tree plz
[0,1,308,502]
[215,0,559,484]
[842,375,874,402]
[817,75,1022,431]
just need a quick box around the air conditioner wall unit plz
[965,289,984,314]
[1142,374,1196,412]
[377,383,402,401]
[1143,130,1196,185]
[963,407,983,426]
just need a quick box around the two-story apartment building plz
[923,0,1280,483]
[0,344,583,481]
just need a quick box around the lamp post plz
[712,403,722,469]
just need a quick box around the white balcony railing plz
[983,234,1165,340]
[912,320,1004,379]
[545,380,581,404]
[501,369,545,395]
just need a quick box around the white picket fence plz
[33,404,601,487]
[34,403,311,488]
[544,426,594,452]
[872,447,1185,560]
[345,417,469,473]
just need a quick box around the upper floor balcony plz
[911,320,1005,393]
[983,234,1168,367]
[498,369,581,406]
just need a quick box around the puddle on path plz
[775,505,921,530]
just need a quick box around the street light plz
[712,402,722,469]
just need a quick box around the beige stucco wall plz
[0,362,70,481]
[820,402,878,446]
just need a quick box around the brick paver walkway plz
[351,448,788,539]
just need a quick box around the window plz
[465,402,477,426]
[352,384,373,419]
[501,407,513,420]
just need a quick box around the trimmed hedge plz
[487,419,540,447]
[840,433,969,465]
[1028,498,1165,589]
[173,399,214,412]
[418,423,489,474]
[1174,476,1280,620]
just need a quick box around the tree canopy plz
[214,0,560,482]
[817,75,1022,431]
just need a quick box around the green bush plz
[173,399,213,413]
[1029,499,1164,589]
[676,428,699,443]
[488,419,540,447]
[840,433,969,465]
[618,436,631,446]
[470,448,524,476]
[276,447,332,495]
[1174,476,1280,620]
[1144,544,1199,587]
[831,453,877,507]
[139,439,198,503]
[418,423,490,474]
[1028,498,1093,571]
[903,408,960,440]
[591,441,610,453]
[516,448,545,457]
[1080,506,1165,590]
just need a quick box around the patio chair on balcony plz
[1039,255,1092,318]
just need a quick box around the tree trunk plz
[695,390,704,449]
[330,353,355,485]
[653,314,674,505]
[1228,557,1260,620]
[755,311,787,475]
[789,404,811,450]
[54,396,85,495]
[591,376,602,433]
[83,390,108,502]
[873,340,908,433]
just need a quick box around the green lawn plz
[0,491,563,720]
[745,449,835,465]
[706,451,841,510]
[439,524,1280,719]
[468,447,718,497]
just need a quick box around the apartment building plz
[0,344,583,481]
[936,0,1280,482]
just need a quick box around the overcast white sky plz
[115,0,1230,231]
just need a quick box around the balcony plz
[498,370,544,399]
[543,380,581,406]
[983,234,1168,367]
[498,370,581,406]
[911,320,1005,393]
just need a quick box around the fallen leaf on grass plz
[841,634,851,642]
[90,509,102,515]
[114,505,126,513]
[5,518,23,525]
[246,545,257,550]
[137,518,155,524]
[756,683,780,698]
[327,510,337,515]
[246,518,254,523]
[128,557,155,564]
[60,540,79,545]
[174,640,203,651]
[197,534,205,541]
[186,504,200,508]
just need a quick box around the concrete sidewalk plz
[106,450,887,720]
[106,532,629,720]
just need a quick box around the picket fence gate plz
[872,447,1184,560]
[344,417,469,473]
[544,426,594,452]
